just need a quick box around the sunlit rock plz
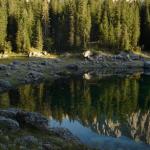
[83,50,93,58]
[83,73,92,80]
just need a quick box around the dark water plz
[0,74,150,150]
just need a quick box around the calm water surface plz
[0,74,150,150]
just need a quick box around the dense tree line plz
[0,0,149,54]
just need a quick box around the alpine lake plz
[0,71,150,150]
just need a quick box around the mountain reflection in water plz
[0,74,150,149]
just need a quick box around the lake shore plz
[0,52,149,93]
[0,52,150,149]
[0,108,89,150]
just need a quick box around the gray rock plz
[53,58,62,63]
[0,108,21,120]
[115,54,124,60]
[15,136,39,145]
[130,54,140,60]
[66,64,78,71]
[27,71,43,81]
[0,80,12,89]
[10,64,19,70]
[12,61,21,65]
[144,61,150,69]
[41,61,48,66]
[49,128,80,143]
[0,64,7,70]
[5,72,11,77]
[16,111,49,130]
[0,116,20,130]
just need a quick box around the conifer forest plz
[0,0,150,54]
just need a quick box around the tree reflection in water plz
[0,75,150,144]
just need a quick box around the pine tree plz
[74,0,91,49]
[0,1,8,53]
[121,24,130,51]
[113,1,121,49]
[109,23,115,48]
[64,0,75,49]
[99,10,109,46]
[16,9,31,52]
[34,20,43,51]
[131,3,140,49]
[81,2,91,48]
[7,0,19,52]
[42,0,50,49]
[89,0,102,42]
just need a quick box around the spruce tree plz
[34,20,43,51]
[0,1,8,53]
[64,0,75,49]
[16,9,31,52]
[42,0,50,46]
[121,24,130,51]
[99,10,109,46]
[131,4,140,49]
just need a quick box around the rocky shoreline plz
[0,108,89,150]
[0,52,149,93]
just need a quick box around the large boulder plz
[83,50,93,59]
[0,116,20,131]
[16,111,49,131]
[0,108,21,120]
[0,108,20,120]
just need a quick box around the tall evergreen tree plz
[99,10,109,46]
[34,20,43,51]
[131,4,140,49]
[16,9,31,52]
[121,24,130,51]
[64,0,75,49]
[0,1,8,53]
